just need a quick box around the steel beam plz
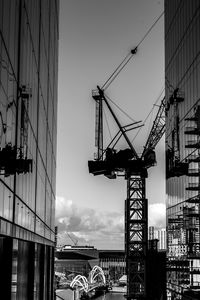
[125,176,147,299]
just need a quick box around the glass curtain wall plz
[0,0,59,299]
[165,0,200,298]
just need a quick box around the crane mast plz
[94,90,103,160]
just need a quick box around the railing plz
[190,268,200,274]
[56,294,65,300]
[189,154,199,159]
[185,126,197,131]
[87,282,104,292]
[187,183,199,188]
[188,168,200,174]
[186,140,200,146]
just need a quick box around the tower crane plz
[66,232,78,246]
[88,47,165,299]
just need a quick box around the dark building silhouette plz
[147,240,167,300]
[165,1,200,299]
[0,0,59,299]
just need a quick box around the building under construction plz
[165,1,200,299]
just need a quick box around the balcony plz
[188,168,200,176]
[168,218,183,224]
[186,211,199,217]
[185,116,198,122]
[186,195,200,203]
[186,183,200,191]
[185,140,200,148]
[188,154,200,163]
[184,126,200,135]
[188,252,200,259]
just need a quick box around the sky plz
[56,0,165,250]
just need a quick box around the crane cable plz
[131,87,165,143]
[105,93,137,123]
[103,106,113,141]
[102,52,135,91]
[101,11,164,91]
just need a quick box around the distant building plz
[0,1,59,299]
[99,250,126,282]
[165,0,200,299]
[155,228,166,250]
[55,245,99,279]
[55,247,127,284]
[149,227,166,250]
[149,226,155,240]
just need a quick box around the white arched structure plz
[70,266,106,293]
[89,266,106,284]
[70,275,88,292]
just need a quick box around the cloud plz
[55,196,124,249]
[148,203,166,228]
[56,196,75,218]
[56,197,166,249]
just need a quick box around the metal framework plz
[94,90,103,160]
[125,176,147,299]
[142,97,165,160]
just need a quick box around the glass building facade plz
[165,1,200,299]
[0,0,59,299]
